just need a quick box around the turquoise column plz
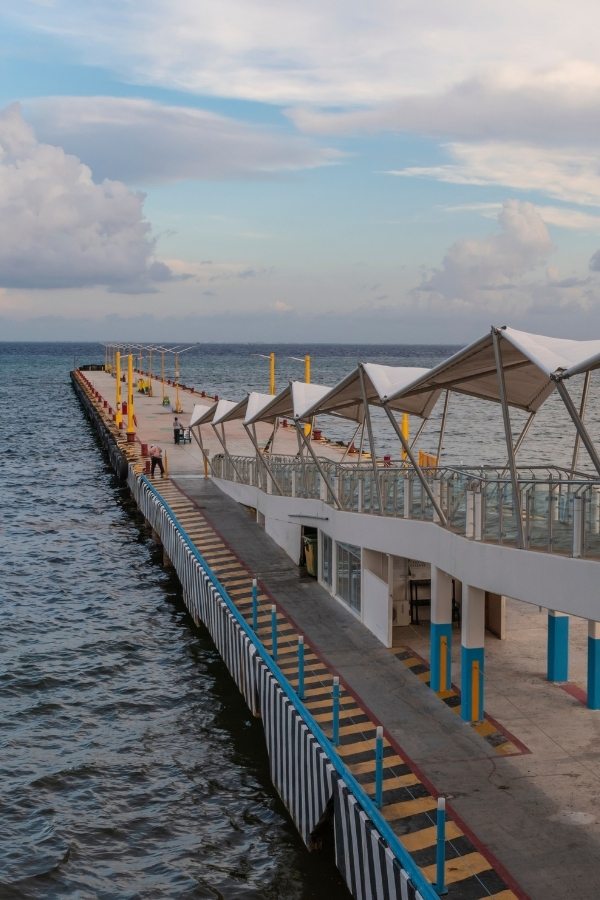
[547,610,569,682]
[430,567,453,693]
[460,585,485,723]
[587,622,600,709]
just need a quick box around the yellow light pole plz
[269,352,276,395]
[148,348,153,397]
[401,413,410,461]
[161,350,166,403]
[174,351,183,413]
[115,351,123,426]
[127,353,135,442]
[304,355,311,436]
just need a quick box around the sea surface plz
[0,341,596,899]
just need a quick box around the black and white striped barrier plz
[128,468,435,900]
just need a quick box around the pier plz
[73,332,600,900]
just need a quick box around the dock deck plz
[76,366,600,900]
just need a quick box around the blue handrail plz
[140,475,439,899]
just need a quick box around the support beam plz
[492,328,524,548]
[211,423,244,482]
[435,390,450,465]
[570,371,592,477]
[358,367,384,513]
[430,567,453,693]
[555,377,600,478]
[460,585,485,723]
[383,405,448,526]
[191,426,214,476]
[244,423,283,494]
[547,610,569,683]
[296,423,343,510]
[588,621,600,710]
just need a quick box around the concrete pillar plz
[547,610,569,682]
[460,584,485,723]
[430,567,453,693]
[587,621,600,709]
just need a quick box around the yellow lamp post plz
[127,353,136,441]
[269,352,276,395]
[115,351,123,426]
[161,349,166,403]
[401,413,410,461]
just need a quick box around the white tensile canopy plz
[385,326,600,413]
[300,363,440,421]
[211,391,274,426]
[189,402,216,428]
[245,381,337,425]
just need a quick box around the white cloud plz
[24,96,341,184]
[0,103,173,291]
[11,1,600,105]
[416,200,554,310]
[444,202,600,232]
[389,143,600,208]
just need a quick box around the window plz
[336,542,361,613]
[322,533,333,587]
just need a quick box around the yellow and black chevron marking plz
[153,478,520,899]
[392,648,526,758]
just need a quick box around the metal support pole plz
[252,578,258,631]
[269,352,276,395]
[374,725,384,808]
[244,423,283,494]
[271,605,278,661]
[436,390,450,464]
[296,424,343,509]
[191,426,214,476]
[332,676,340,746]
[492,328,524,548]
[211,424,245,482]
[339,422,362,464]
[383,406,448,525]
[297,635,305,700]
[435,797,448,894]
[126,354,135,441]
[358,367,384,513]
[555,378,600,478]
[570,371,591,477]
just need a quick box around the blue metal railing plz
[139,474,439,899]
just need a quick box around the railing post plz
[332,676,340,746]
[432,477,442,523]
[291,470,297,498]
[320,473,328,501]
[403,475,412,518]
[474,490,483,541]
[465,489,474,538]
[358,477,364,513]
[374,725,384,808]
[271,605,278,661]
[435,797,448,894]
[592,487,600,535]
[297,635,305,700]
[573,496,584,558]
[252,577,258,631]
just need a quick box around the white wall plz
[213,476,600,629]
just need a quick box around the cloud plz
[11,2,600,106]
[444,202,600,232]
[389,142,600,208]
[25,96,341,184]
[416,200,553,309]
[0,103,173,291]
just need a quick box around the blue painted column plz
[547,610,569,683]
[460,585,485,723]
[430,567,453,693]
[587,621,600,709]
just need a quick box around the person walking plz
[173,416,182,444]
[149,444,165,477]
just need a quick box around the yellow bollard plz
[127,354,135,440]
[439,635,448,693]
[115,351,123,426]
[269,352,276,395]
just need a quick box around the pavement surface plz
[83,367,600,899]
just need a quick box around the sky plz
[2,1,600,342]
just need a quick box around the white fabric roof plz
[386,326,600,413]
[189,402,215,427]
[210,398,238,425]
[301,364,441,421]
[210,391,274,426]
[245,382,337,424]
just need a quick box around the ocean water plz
[0,341,596,898]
